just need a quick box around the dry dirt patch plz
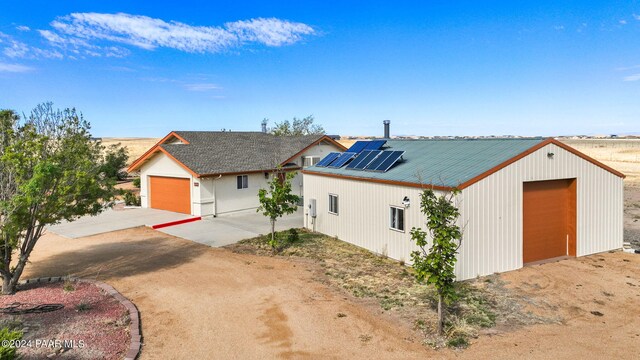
[229,231,640,358]
[23,227,432,359]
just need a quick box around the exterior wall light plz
[402,196,410,207]
[547,152,554,159]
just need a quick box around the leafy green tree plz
[409,188,462,335]
[101,143,129,181]
[0,103,119,294]
[269,115,325,136]
[257,170,300,251]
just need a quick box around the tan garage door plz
[523,179,576,264]
[149,176,191,214]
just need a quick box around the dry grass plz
[559,139,640,185]
[100,137,160,166]
[227,230,551,348]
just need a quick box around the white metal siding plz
[303,175,442,263]
[304,143,623,281]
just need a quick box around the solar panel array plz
[315,140,403,172]
[328,152,357,168]
[315,152,341,167]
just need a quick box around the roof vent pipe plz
[261,119,268,133]
[383,120,390,139]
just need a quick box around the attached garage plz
[303,137,625,280]
[149,176,191,214]
[127,131,347,216]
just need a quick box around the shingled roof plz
[129,131,343,176]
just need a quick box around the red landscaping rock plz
[0,280,132,360]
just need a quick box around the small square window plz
[329,194,338,215]
[236,175,248,189]
[303,156,321,167]
[390,206,404,232]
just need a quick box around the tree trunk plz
[437,292,444,335]
[2,275,12,295]
[271,219,276,250]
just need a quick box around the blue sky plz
[1,1,639,137]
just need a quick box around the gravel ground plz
[0,281,129,359]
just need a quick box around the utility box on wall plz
[309,198,316,217]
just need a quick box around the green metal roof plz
[306,138,546,188]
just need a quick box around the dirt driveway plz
[22,227,640,359]
[24,228,431,359]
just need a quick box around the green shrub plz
[75,301,92,312]
[0,327,23,360]
[287,228,300,243]
[132,177,140,188]
[123,190,141,206]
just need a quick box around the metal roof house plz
[302,136,625,280]
[128,131,346,216]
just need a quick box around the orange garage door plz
[523,179,576,263]
[149,176,191,214]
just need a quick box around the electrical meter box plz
[309,199,316,217]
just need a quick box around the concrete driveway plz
[158,208,303,247]
[47,208,193,238]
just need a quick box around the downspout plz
[212,174,222,217]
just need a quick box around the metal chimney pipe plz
[383,120,390,139]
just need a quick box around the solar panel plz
[371,151,405,172]
[346,150,382,170]
[364,151,394,170]
[315,152,341,167]
[346,141,368,153]
[363,140,386,151]
[328,152,357,168]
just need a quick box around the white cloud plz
[0,62,34,73]
[36,29,129,58]
[623,73,640,82]
[554,25,564,31]
[3,38,63,59]
[225,18,315,46]
[16,25,30,32]
[634,14,640,21]
[183,83,221,91]
[47,13,315,53]
[619,20,627,25]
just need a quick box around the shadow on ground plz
[26,227,210,281]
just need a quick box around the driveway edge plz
[20,277,142,360]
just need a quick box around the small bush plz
[123,190,141,206]
[63,278,75,292]
[446,335,469,348]
[76,301,92,312]
[0,327,23,360]
[287,228,300,243]
[132,177,140,188]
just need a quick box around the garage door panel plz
[523,179,576,263]
[149,176,191,214]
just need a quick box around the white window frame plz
[389,206,405,232]
[236,175,248,189]
[303,156,321,167]
[328,193,339,215]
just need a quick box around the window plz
[329,194,338,214]
[390,206,404,232]
[303,156,321,167]
[236,175,248,189]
